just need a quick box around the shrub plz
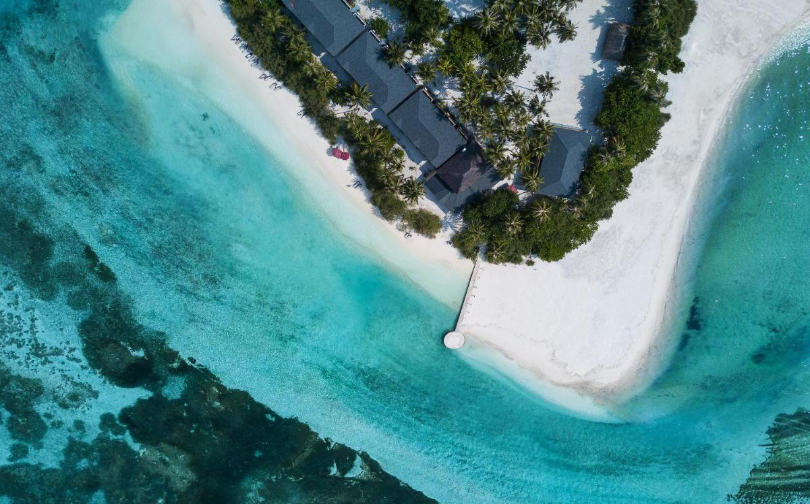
[443,21,483,68]
[623,0,698,73]
[403,209,442,237]
[595,72,665,163]
[368,17,390,39]
[384,0,450,46]
[371,190,407,221]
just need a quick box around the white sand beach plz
[112,0,810,415]
[458,0,810,414]
[106,0,472,308]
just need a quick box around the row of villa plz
[280,0,593,210]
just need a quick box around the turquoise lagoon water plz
[2,1,810,503]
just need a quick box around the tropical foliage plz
[452,0,697,263]
[224,0,441,238]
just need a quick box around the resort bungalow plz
[279,0,366,56]
[538,127,591,198]
[388,90,467,168]
[336,31,419,113]
[602,22,631,61]
[425,143,500,211]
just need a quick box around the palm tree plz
[595,147,613,166]
[532,200,551,221]
[346,82,372,110]
[556,19,577,42]
[475,9,500,36]
[499,9,518,34]
[560,0,584,12]
[629,70,653,93]
[488,70,511,95]
[361,126,391,154]
[533,72,558,98]
[485,140,507,166]
[495,155,517,180]
[313,67,337,96]
[287,33,312,62]
[505,213,523,236]
[380,170,404,192]
[400,178,425,205]
[423,26,443,48]
[416,60,437,84]
[533,119,555,143]
[454,94,479,124]
[527,95,546,117]
[504,89,526,111]
[608,136,627,157]
[647,86,672,107]
[344,113,365,138]
[527,20,552,49]
[487,237,508,263]
[262,7,285,33]
[521,167,542,193]
[436,57,455,78]
[383,40,407,67]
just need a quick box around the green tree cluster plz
[224,0,440,238]
[452,0,697,264]
[623,0,698,73]
[384,0,451,49]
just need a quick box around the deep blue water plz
[1,1,810,503]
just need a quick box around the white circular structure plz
[443,331,465,349]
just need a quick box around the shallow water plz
[2,1,810,503]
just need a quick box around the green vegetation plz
[226,0,694,261]
[379,0,585,191]
[404,208,443,237]
[367,16,390,39]
[624,0,698,73]
[443,21,484,68]
[453,0,697,263]
[383,0,451,49]
[224,0,439,236]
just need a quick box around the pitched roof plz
[602,22,630,61]
[426,167,500,211]
[538,127,591,197]
[435,144,489,193]
[426,143,499,210]
[336,32,419,113]
[280,0,366,56]
[388,91,467,167]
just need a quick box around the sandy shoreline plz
[114,0,810,415]
[458,0,810,415]
[110,0,472,307]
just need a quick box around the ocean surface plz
[1,1,810,503]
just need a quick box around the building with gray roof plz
[602,22,631,62]
[388,90,467,168]
[280,0,366,56]
[336,32,419,113]
[538,127,591,197]
[426,143,500,211]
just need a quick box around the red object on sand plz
[330,147,341,157]
[508,184,518,193]
[340,151,350,161]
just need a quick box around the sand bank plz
[105,0,472,307]
[458,0,810,415]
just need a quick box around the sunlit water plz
[1,1,810,503]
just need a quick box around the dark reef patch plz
[733,409,810,503]
[0,122,435,504]
[0,0,437,501]
[677,297,703,352]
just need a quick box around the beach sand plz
[109,0,472,308]
[458,0,810,415]
[126,0,810,415]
